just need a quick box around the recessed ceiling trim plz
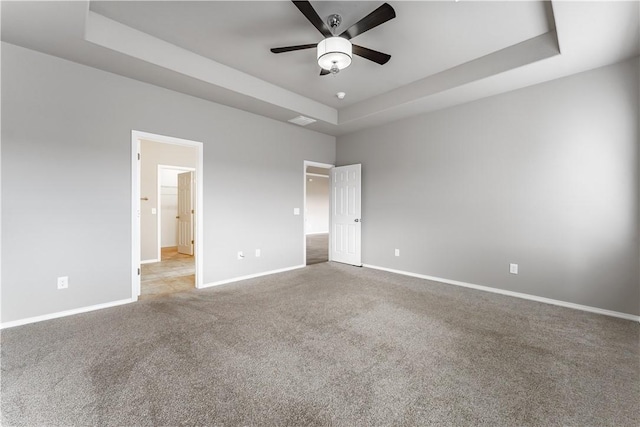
[84,11,338,125]
[2,1,634,137]
[339,30,561,125]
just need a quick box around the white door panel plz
[177,171,194,255]
[331,164,361,266]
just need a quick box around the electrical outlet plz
[57,276,69,289]
[255,249,261,257]
[237,251,244,260]
[394,249,400,257]
[510,263,519,274]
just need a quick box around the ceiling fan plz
[270,1,396,76]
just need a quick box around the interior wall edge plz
[0,298,136,330]
[199,264,306,289]
[363,264,640,322]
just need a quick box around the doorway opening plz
[140,165,196,298]
[132,131,204,300]
[304,161,333,265]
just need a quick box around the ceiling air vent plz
[288,115,317,126]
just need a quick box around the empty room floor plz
[1,263,638,426]
[306,233,328,265]
[140,246,194,298]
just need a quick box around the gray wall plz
[337,57,639,316]
[1,43,335,323]
[305,174,330,235]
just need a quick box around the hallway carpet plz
[1,263,638,426]
[306,233,328,265]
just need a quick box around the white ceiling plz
[2,1,639,137]
[88,1,552,108]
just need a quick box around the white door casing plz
[177,171,194,255]
[132,130,204,299]
[331,164,362,266]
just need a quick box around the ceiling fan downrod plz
[327,14,342,32]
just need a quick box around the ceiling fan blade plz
[352,45,391,65]
[292,1,333,38]
[270,44,317,54]
[339,3,396,40]
[320,69,330,76]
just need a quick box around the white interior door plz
[331,164,362,266]
[177,171,194,255]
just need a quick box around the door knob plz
[355,219,359,222]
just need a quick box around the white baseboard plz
[306,231,329,236]
[363,264,640,322]
[0,297,136,330]
[200,264,305,289]
[5,265,634,328]
[140,259,159,264]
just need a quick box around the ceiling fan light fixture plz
[317,37,352,72]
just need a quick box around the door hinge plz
[191,209,194,214]
[191,240,194,244]
[137,268,141,275]
[137,153,140,161]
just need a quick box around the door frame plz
[303,160,334,266]
[157,165,196,261]
[132,130,204,299]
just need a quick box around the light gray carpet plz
[1,263,638,426]
[306,233,329,265]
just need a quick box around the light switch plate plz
[510,263,519,274]
[151,208,157,215]
[293,208,300,215]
